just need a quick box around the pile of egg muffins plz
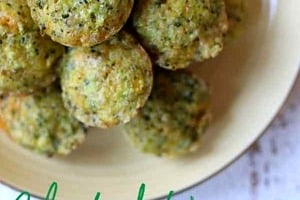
[0,0,245,158]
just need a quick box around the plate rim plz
[154,66,300,200]
[1,67,299,200]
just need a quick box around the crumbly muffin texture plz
[132,0,228,70]
[27,0,134,47]
[60,31,153,128]
[0,87,87,156]
[124,70,211,157]
[0,0,64,94]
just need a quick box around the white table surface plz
[1,74,300,200]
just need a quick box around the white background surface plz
[1,74,300,200]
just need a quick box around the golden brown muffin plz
[0,87,87,156]
[124,70,211,158]
[27,0,134,47]
[132,0,228,70]
[60,31,153,128]
[0,0,64,94]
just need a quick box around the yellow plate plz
[1,0,300,199]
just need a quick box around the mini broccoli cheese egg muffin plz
[0,0,64,94]
[27,0,134,47]
[60,31,153,128]
[0,87,87,156]
[0,32,64,94]
[132,0,228,70]
[124,70,211,158]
